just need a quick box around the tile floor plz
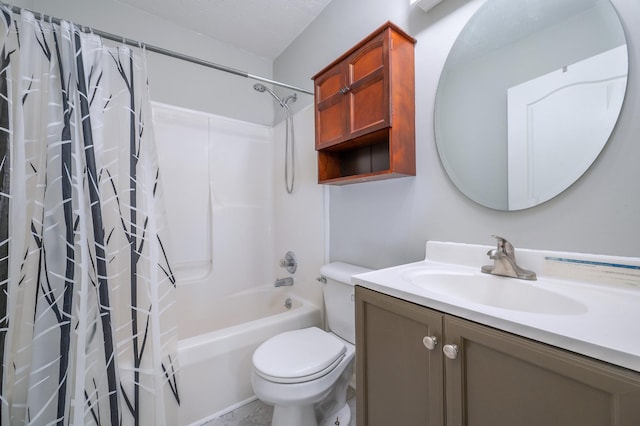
[206,388,356,426]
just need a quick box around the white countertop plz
[352,241,640,372]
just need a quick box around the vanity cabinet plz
[355,285,445,424]
[312,22,416,185]
[355,286,640,426]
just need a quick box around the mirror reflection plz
[435,0,628,211]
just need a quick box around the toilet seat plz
[253,327,346,384]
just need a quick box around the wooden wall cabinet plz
[312,22,416,185]
[355,286,640,426]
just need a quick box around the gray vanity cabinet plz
[355,286,640,426]
[444,315,640,425]
[355,285,445,424]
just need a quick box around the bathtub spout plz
[274,277,294,287]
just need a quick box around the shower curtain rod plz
[4,3,315,96]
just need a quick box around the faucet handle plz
[279,251,297,274]
[491,235,515,256]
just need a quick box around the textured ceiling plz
[449,0,602,65]
[116,0,333,60]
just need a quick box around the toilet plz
[251,262,371,426]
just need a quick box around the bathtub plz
[177,286,322,426]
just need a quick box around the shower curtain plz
[0,8,179,426]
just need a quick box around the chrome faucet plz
[274,277,294,287]
[481,235,536,280]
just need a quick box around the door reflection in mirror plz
[506,45,627,210]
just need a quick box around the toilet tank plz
[320,262,372,344]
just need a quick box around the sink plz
[403,270,587,315]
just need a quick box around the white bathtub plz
[177,286,322,426]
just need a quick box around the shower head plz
[253,83,296,108]
[253,83,280,102]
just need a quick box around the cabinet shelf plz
[312,22,416,185]
[317,128,415,184]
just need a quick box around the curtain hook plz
[39,12,47,29]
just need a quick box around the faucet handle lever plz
[491,235,514,256]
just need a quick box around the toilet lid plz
[253,327,346,383]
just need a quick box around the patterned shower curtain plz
[0,8,179,426]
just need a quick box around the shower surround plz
[153,103,326,423]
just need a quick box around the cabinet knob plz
[422,336,438,350]
[339,86,351,94]
[443,344,459,360]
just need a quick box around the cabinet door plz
[346,30,389,140]
[355,287,444,426]
[444,315,640,426]
[314,61,347,149]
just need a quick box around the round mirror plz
[435,0,628,210]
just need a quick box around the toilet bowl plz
[251,262,371,426]
[252,327,355,426]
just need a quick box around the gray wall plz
[275,0,640,268]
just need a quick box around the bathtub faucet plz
[274,277,294,287]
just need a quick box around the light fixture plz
[410,0,444,13]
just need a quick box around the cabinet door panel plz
[316,60,343,101]
[347,35,389,139]
[356,287,444,426]
[349,36,385,82]
[314,63,347,148]
[350,73,386,136]
[444,316,640,426]
[316,96,346,147]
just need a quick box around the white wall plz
[275,0,640,269]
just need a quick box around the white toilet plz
[251,262,371,426]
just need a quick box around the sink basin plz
[404,270,587,315]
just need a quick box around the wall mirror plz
[435,0,628,210]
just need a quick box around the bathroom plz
[1,0,638,424]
